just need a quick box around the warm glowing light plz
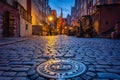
[65,26,67,29]
[39,23,43,26]
[94,21,99,33]
[69,27,73,30]
[49,17,53,21]
[45,36,57,57]
[48,15,54,22]
[32,13,36,25]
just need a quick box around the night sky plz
[49,0,75,18]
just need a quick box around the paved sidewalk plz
[0,36,38,46]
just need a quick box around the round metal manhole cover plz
[36,59,86,79]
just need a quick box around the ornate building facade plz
[57,9,63,34]
[0,0,19,37]
[0,0,32,37]
[17,0,32,37]
[51,10,57,35]
[0,0,51,37]
[71,0,120,37]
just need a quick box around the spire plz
[60,8,63,18]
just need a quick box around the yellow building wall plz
[31,0,42,25]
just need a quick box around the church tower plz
[57,8,63,34]
[60,8,63,18]
[60,8,63,34]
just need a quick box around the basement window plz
[26,24,28,30]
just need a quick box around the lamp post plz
[48,15,54,36]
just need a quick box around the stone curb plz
[0,36,39,46]
[0,38,29,46]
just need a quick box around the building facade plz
[92,0,120,35]
[0,0,51,37]
[57,9,63,34]
[0,0,19,37]
[72,0,120,37]
[32,0,51,36]
[51,10,57,35]
[17,0,32,37]
[0,0,32,37]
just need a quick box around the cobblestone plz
[86,72,96,77]
[27,69,36,76]
[13,77,29,80]
[36,77,47,80]
[2,72,16,76]
[106,69,120,73]
[29,74,39,80]
[81,74,93,80]
[0,77,13,80]
[97,72,120,79]
[0,71,3,75]
[0,35,120,80]
[9,62,22,65]
[0,67,11,71]
[16,72,27,77]
[11,68,29,72]
[22,61,36,65]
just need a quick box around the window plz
[26,24,28,30]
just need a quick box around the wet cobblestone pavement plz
[0,35,120,80]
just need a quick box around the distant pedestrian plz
[111,21,120,39]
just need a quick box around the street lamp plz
[48,15,54,36]
[48,15,54,22]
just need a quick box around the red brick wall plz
[99,5,120,34]
[0,1,19,37]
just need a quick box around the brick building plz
[93,4,120,35]
[0,0,32,37]
[0,0,51,37]
[0,0,19,37]
[72,0,120,37]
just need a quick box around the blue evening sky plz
[49,0,75,18]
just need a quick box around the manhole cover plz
[36,59,86,79]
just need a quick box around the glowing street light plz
[49,16,53,21]
[48,15,54,22]
[48,15,54,36]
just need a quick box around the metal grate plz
[36,59,86,80]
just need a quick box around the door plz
[3,11,15,37]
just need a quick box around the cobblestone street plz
[0,35,120,80]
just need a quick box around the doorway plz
[3,11,15,37]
